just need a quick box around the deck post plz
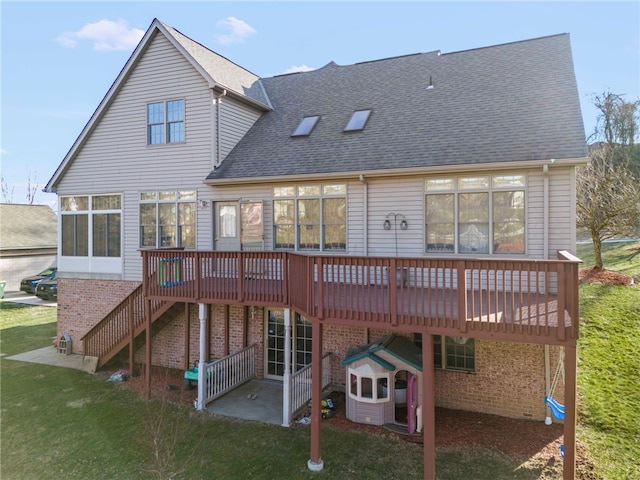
[308,320,324,472]
[128,296,135,375]
[282,308,292,427]
[196,303,207,411]
[144,299,152,400]
[563,343,577,480]
[422,331,436,480]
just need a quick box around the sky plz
[1,1,639,208]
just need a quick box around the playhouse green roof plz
[341,335,423,371]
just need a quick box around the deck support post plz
[422,330,436,480]
[563,343,577,480]
[423,331,436,480]
[282,308,292,427]
[196,303,207,411]
[144,299,152,400]
[308,320,324,472]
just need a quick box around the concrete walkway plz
[4,345,95,372]
[0,291,57,307]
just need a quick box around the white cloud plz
[216,17,256,45]
[283,65,315,74]
[55,19,144,51]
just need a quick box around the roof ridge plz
[442,32,569,57]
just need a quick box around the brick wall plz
[57,278,139,355]
[59,280,561,421]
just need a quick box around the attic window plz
[344,109,371,132]
[292,116,320,136]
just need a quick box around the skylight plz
[292,116,320,136]
[344,110,371,132]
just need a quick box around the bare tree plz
[577,143,640,268]
[578,92,640,268]
[25,171,40,205]
[1,175,14,203]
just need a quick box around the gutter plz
[204,157,589,186]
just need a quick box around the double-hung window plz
[273,184,346,251]
[425,175,526,254]
[61,194,121,258]
[139,190,196,248]
[147,99,185,145]
[413,333,476,373]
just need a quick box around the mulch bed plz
[118,368,599,477]
[579,267,634,286]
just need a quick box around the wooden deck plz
[141,250,580,345]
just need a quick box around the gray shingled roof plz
[0,204,57,250]
[207,34,587,183]
[161,22,270,107]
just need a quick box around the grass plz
[1,242,638,479]
[575,241,640,480]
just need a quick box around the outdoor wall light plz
[400,219,408,230]
[383,219,392,230]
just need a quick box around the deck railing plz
[204,344,257,405]
[81,284,174,366]
[141,250,580,342]
[286,352,332,425]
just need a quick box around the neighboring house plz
[0,203,57,291]
[45,19,587,480]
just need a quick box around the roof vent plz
[426,75,434,90]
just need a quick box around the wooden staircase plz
[81,284,176,368]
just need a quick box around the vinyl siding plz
[54,32,262,280]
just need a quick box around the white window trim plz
[424,174,527,256]
[58,193,122,275]
[348,366,390,404]
[272,183,347,252]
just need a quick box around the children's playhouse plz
[341,335,423,433]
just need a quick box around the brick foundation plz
[57,280,562,421]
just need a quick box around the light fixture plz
[383,212,408,257]
[383,219,391,230]
[197,199,208,209]
[400,219,408,230]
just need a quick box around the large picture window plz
[425,175,525,254]
[273,184,346,251]
[139,190,196,248]
[147,99,185,145]
[60,194,121,258]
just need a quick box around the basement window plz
[292,116,320,136]
[344,109,371,131]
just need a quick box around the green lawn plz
[575,241,640,480]
[1,242,638,479]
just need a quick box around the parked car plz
[20,267,57,294]
[35,273,57,301]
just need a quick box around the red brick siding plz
[59,280,560,420]
[57,278,139,355]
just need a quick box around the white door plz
[265,308,312,380]
[214,202,240,251]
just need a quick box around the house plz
[44,19,587,480]
[0,203,57,291]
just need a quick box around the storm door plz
[215,202,264,252]
[265,308,313,380]
[214,202,239,251]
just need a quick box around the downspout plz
[543,162,552,424]
[359,174,368,256]
[359,174,369,344]
[214,89,227,169]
